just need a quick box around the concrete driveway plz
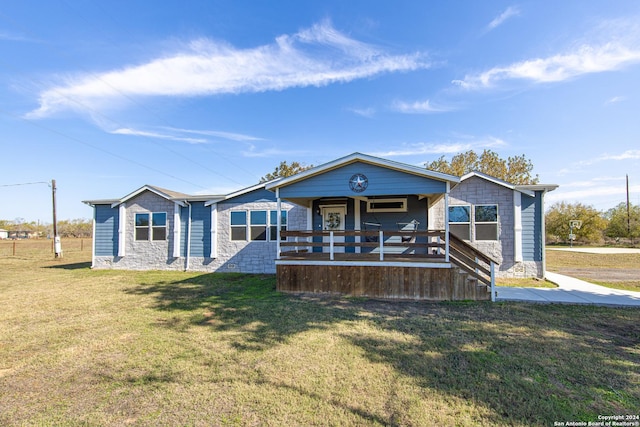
[497,271,640,307]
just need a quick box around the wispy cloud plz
[161,127,263,141]
[604,95,626,106]
[241,144,311,158]
[372,136,506,157]
[391,99,450,114]
[111,128,208,144]
[601,149,640,161]
[487,6,521,31]
[453,43,640,89]
[0,31,39,43]
[546,176,640,207]
[26,20,429,119]
[348,107,376,118]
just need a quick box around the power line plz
[0,8,263,185]
[0,181,49,188]
[0,107,208,189]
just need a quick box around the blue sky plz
[1,0,639,223]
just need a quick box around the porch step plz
[454,267,490,293]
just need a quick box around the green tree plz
[426,149,539,184]
[604,203,640,239]
[57,218,93,238]
[260,161,314,183]
[545,202,608,244]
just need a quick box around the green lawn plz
[0,241,639,426]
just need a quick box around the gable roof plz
[82,185,224,207]
[265,152,459,190]
[458,171,558,196]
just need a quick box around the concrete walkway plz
[496,271,640,306]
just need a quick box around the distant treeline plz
[0,218,92,238]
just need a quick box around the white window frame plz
[230,209,288,242]
[366,197,407,213]
[269,210,287,242]
[474,204,499,241]
[135,212,167,241]
[448,205,471,241]
[230,210,248,241]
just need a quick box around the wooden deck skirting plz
[276,230,496,301]
[276,264,490,301]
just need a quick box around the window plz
[230,209,288,241]
[475,205,498,240]
[269,210,287,241]
[135,212,167,241]
[449,205,471,240]
[367,198,407,213]
[230,211,247,241]
[250,210,267,241]
[135,213,149,241]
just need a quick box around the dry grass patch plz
[496,278,557,288]
[1,242,639,426]
[546,250,640,291]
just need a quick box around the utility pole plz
[627,174,631,236]
[51,179,62,257]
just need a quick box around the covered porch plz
[266,153,498,301]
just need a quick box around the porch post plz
[444,183,450,262]
[329,231,334,261]
[276,189,281,260]
[354,198,361,254]
[379,230,384,261]
[490,261,496,302]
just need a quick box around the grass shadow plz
[44,261,92,270]
[124,273,640,424]
[125,273,362,350]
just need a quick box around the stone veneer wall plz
[93,191,184,270]
[431,177,543,278]
[187,201,307,273]
[94,193,309,273]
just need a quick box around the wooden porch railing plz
[448,233,499,301]
[278,230,499,302]
[279,230,447,261]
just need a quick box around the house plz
[83,153,557,301]
[0,229,8,239]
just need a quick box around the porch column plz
[354,198,361,254]
[444,183,450,262]
[276,189,281,260]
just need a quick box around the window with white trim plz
[449,205,471,240]
[475,205,498,240]
[230,211,247,241]
[367,198,407,213]
[250,210,267,241]
[230,209,287,241]
[135,212,167,241]
[269,210,287,241]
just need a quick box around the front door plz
[321,205,346,253]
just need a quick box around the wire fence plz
[0,238,91,257]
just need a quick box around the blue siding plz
[521,193,542,261]
[189,202,211,257]
[95,205,118,256]
[227,188,276,203]
[279,162,447,199]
